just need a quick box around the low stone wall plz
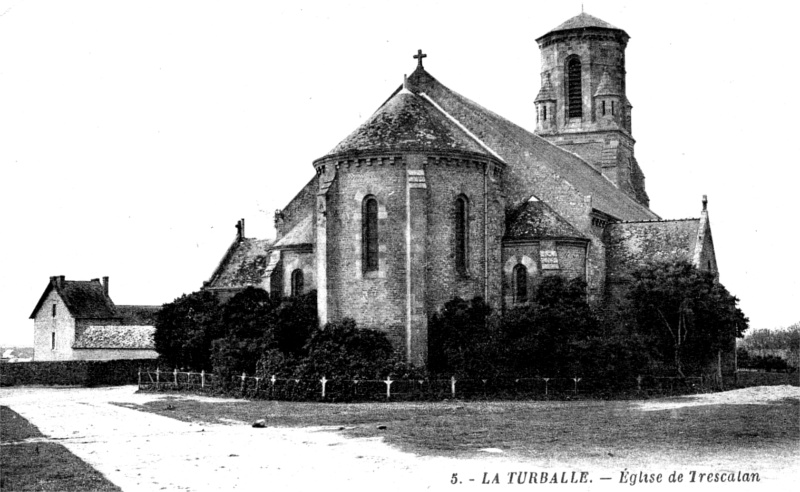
[0,359,153,387]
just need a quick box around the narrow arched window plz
[455,196,468,273]
[363,196,379,272]
[543,106,547,121]
[291,269,304,297]
[567,57,582,118]
[513,264,528,303]
[602,100,606,116]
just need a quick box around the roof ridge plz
[418,92,505,163]
[613,217,700,224]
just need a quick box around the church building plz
[204,13,718,367]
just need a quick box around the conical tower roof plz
[537,12,628,41]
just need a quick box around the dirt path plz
[0,386,489,491]
[1,386,797,491]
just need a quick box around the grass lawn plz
[121,393,799,469]
[0,406,121,492]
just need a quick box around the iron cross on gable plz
[414,49,427,68]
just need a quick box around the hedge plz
[0,360,150,387]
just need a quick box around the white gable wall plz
[33,289,75,361]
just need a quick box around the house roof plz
[505,198,587,240]
[405,67,658,222]
[604,218,702,281]
[115,305,161,325]
[205,238,271,290]
[30,278,116,319]
[322,87,495,161]
[73,325,155,350]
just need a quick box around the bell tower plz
[534,12,648,207]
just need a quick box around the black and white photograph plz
[1,1,797,490]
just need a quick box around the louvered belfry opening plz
[567,57,582,118]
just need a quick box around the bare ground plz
[1,385,797,491]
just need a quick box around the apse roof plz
[322,88,494,160]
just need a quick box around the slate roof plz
[115,305,161,325]
[546,12,621,34]
[73,325,155,350]
[505,198,587,240]
[30,279,116,319]
[406,67,658,222]
[273,214,313,248]
[323,87,494,160]
[206,238,271,289]
[604,219,701,281]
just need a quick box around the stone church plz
[204,13,718,366]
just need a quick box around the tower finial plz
[702,195,708,211]
[413,49,427,69]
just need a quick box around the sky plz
[1,0,798,346]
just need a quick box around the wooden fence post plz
[572,377,581,395]
[137,367,141,388]
[384,377,393,399]
[156,368,160,389]
[450,376,456,398]
[636,375,643,393]
[174,368,178,386]
[543,377,550,396]
[201,370,205,388]
[270,375,276,399]
[241,372,246,393]
[320,377,327,399]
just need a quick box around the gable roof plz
[30,278,116,319]
[322,87,495,161]
[73,325,155,350]
[505,198,587,240]
[405,67,658,222]
[273,214,313,249]
[206,237,271,290]
[604,218,702,282]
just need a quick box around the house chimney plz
[102,276,109,296]
[57,276,65,288]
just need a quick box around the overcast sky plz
[1,0,797,346]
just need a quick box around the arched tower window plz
[291,269,304,297]
[363,196,379,272]
[566,57,582,118]
[455,195,468,273]
[513,264,528,303]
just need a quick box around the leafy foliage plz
[428,297,505,377]
[626,260,748,376]
[154,290,222,370]
[294,318,399,379]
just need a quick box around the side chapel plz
[203,13,718,366]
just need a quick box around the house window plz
[291,269,304,297]
[455,195,468,274]
[567,57,582,118]
[52,303,56,317]
[363,196,379,272]
[543,106,547,120]
[602,100,606,116]
[51,332,56,351]
[513,264,528,303]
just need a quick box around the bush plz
[154,290,222,370]
[294,318,399,379]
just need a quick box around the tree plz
[626,260,748,377]
[211,287,277,378]
[503,276,599,377]
[428,297,504,377]
[154,290,222,370]
[295,318,398,379]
